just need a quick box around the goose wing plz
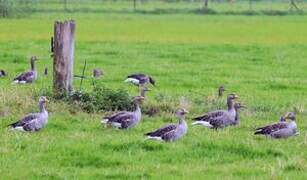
[193,110,225,122]
[193,110,230,128]
[106,112,135,129]
[104,111,127,120]
[254,122,287,135]
[145,124,177,137]
[127,73,146,80]
[10,113,39,131]
[14,71,35,83]
[161,128,177,141]
[127,73,147,84]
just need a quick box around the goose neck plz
[31,59,36,71]
[39,101,46,113]
[227,99,235,111]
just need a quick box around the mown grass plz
[1,3,307,179]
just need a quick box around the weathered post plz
[53,20,75,96]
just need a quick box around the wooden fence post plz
[53,20,75,96]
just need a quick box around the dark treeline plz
[0,0,304,18]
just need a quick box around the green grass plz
[1,2,307,179]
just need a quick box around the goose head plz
[227,93,239,103]
[218,85,225,97]
[93,68,103,78]
[279,116,286,122]
[30,56,38,62]
[133,96,145,105]
[227,93,239,110]
[228,93,239,100]
[284,112,296,121]
[176,108,189,119]
[39,96,49,104]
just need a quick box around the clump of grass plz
[224,10,259,16]
[142,102,175,117]
[142,93,178,117]
[67,83,133,113]
[261,10,288,16]
[193,7,217,15]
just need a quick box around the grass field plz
[1,2,307,179]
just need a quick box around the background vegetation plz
[0,0,307,179]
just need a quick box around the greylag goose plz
[218,85,225,97]
[13,56,38,84]
[9,96,49,132]
[125,73,155,87]
[254,112,298,138]
[192,93,239,129]
[231,102,246,126]
[0,70,6,77]
[101,96,144,129]
[93,68,103,78]
[145,108,188,142]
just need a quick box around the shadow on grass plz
[100,141,165,152]
[192,142,284,159]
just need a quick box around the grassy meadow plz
[1,1,307,179]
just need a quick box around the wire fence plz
[1,0,307,17]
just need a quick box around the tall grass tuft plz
[67,82,133,113]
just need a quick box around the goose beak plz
[184,109,189,114]
[283,112,290,119]
[234,95,239,99]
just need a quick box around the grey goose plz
[145,108,188,142]
[93,68,103,78]
[192,93,239,129]
[9,96,49,132]
[231,102,246,126]
[13,56,38,84]
[254,112,298,138]
[101,96,144,129]
[125,73,155,87]
[218,85,225,97]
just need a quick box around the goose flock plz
[1,58,300,142]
